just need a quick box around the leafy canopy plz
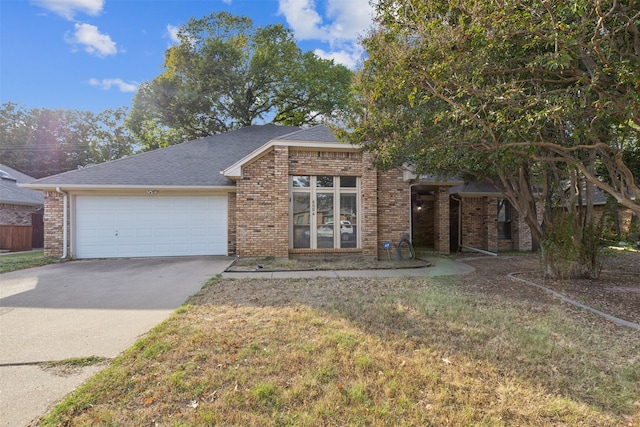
[128,12,353,149]
[0,102,136,178]
[347,0,639,212]
[345,0,640,278]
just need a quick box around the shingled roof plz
[24,125,301,189]
[0,163,44,206]
[275,124,340,143]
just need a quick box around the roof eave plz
[19,183,236,192]
[0,199,44,207]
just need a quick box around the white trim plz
[20,184,236,192]
[289,176,361,250]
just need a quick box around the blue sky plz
[0,0,374,113]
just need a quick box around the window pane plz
[292,193,310,248]
[292,176,310,188]
[316,176,333,188]
[340,176,357,188]
[340,193,357,248]
[317,193,334,248]
[497,199,511,239]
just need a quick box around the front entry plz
[411,186,435,249]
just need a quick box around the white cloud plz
[67,23,117,57]
[314,47,363,69]
[89,78,138,92]
[166,24,180,45]
[277,0,374,69]
[31,0,104,20]
[278,0,326,40]
[278,0,373,43]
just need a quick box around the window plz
[497,199,512,239]
[290,176,359,249]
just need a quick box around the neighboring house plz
[0,163,44,251]
[22,125,533,260]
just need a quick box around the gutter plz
[56,187,68,260]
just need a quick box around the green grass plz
[38,275,640,426]
[0,250,57,273]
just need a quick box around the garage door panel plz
[75,196,227,258]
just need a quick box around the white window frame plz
[289,176,360,249]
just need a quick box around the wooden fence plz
[0,225,33,252]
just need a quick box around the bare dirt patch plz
[226,255,430,272]
[453,249,640,326]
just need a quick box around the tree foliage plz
[0,102,137,178]
[345,0,640,278]
[127,12,353,149]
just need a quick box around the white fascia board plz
[19,183,236,193]
[222,140,360,179]
[0,199,43,207]
[452,191,504,197]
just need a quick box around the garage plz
[74,195,227,259]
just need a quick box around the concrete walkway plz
[221,256,475,279]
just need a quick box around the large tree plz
[127,12,353,149]
[345,0,640,278]
[0,103,136,178]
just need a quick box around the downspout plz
[56,187,68,259]
[452,194,497,257]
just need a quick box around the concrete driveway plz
[0,256,232,427]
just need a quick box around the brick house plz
[0,163,44,251]
[22,125,532,259]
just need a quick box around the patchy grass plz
[0,250,57,273]
[39,274,640,426]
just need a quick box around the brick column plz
[361,152,378,259]
[486,197,498,252]
[227,192,237,255]
[273,145,289,259]
[434,186,450,253]
[43,191,65,257]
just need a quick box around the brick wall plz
[376,168,411,258]
[273,146,290,258]
[361,152,378,258]
[0,203,38,226]
[235,150,281,258]
[459,197,488,250]
[227,192,237,255]
[43,191,65,257]
[235,147,403,259]
[434,187,451,253]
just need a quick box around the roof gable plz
[0,163,44,206]
[222,125,357,179]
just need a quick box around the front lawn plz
[39,256,639,426]
[0,250,58,273]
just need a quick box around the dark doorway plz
[31,213,44,248]
[411,186,435,249]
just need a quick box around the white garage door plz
[75,195,227,259]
